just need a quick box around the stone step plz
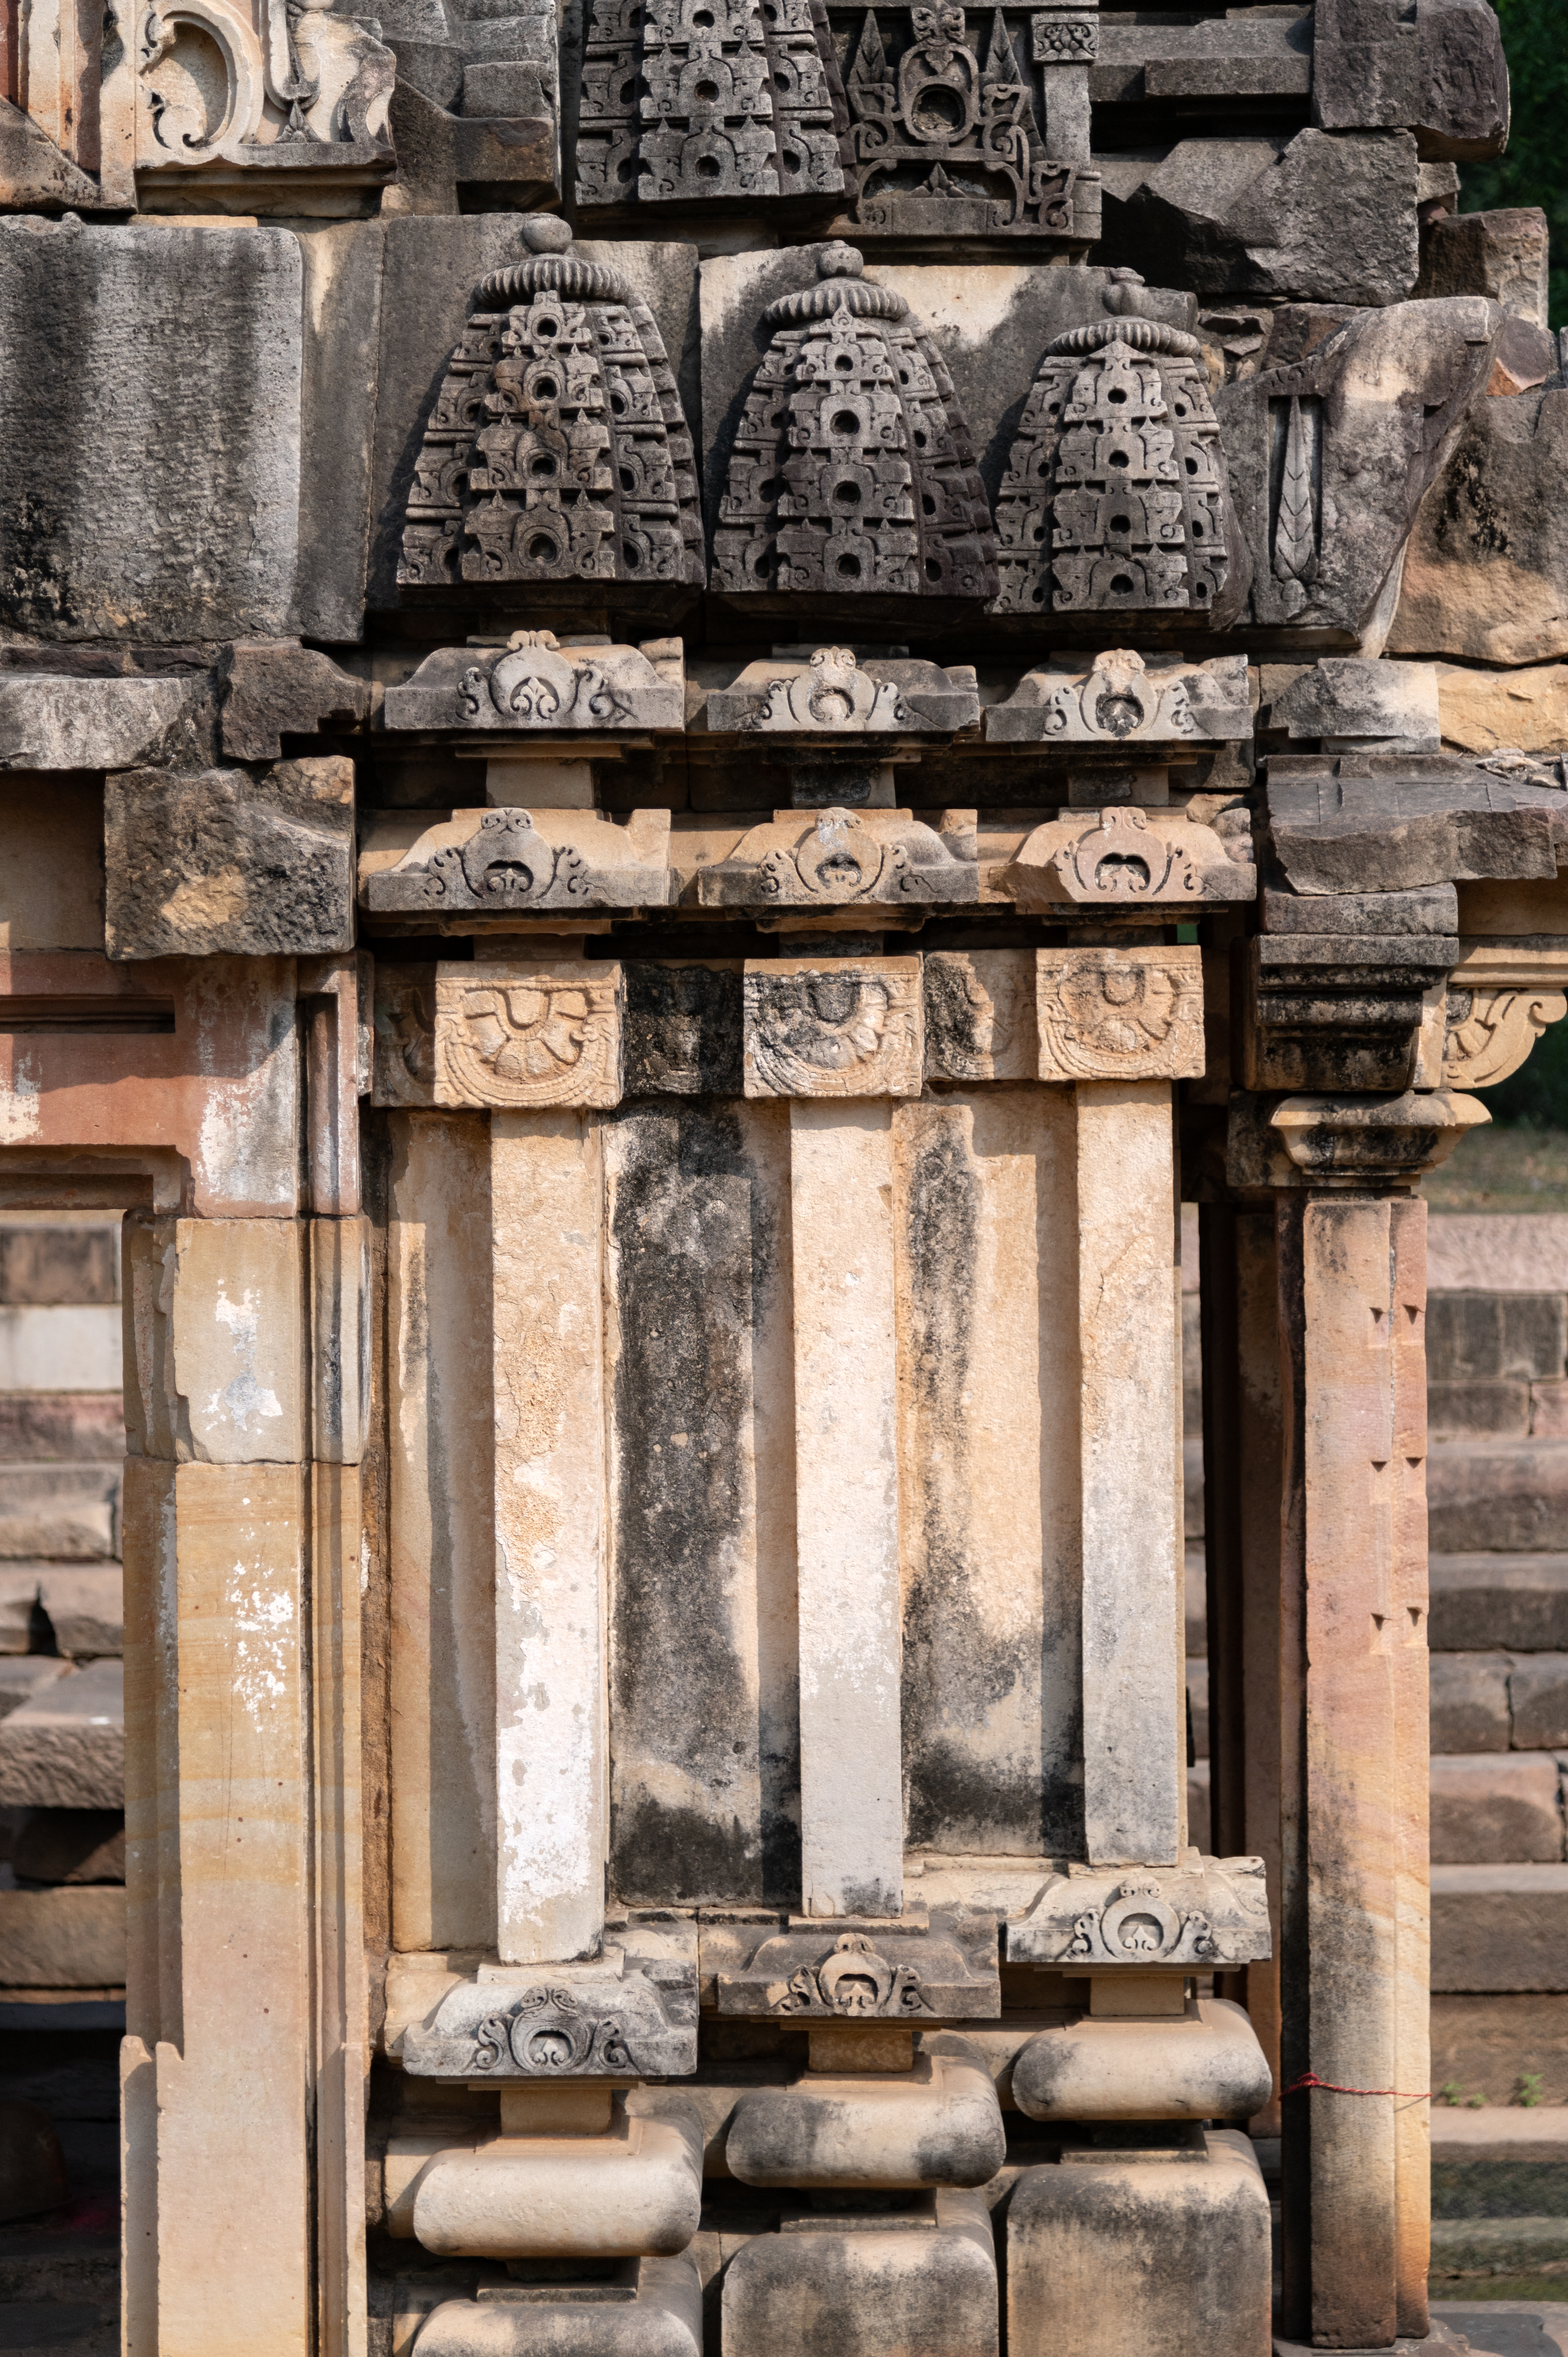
[1433,2107,1568,2165]
[1431,2216,1568,2274]
[0,1660,123,1810]
[1432,1654,1568,1752]
[1432,1556,1568,1654]
[1430,1753,1566,1865]
[35,1568,122,1660]
[0,1466,120,1562]
[0,1307,121,1394]
[0,1396,123,1462]
[0,1659,65,1722]
[1433,1866,1568,1993]
[0,1226,119,1309]
[1429,1443,1568,1555]
[6,1809,124,1885]
[0,1885,125,1989]
[1433,1992,1568,2111]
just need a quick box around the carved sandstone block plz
[703,647,981,735]
[403,1932,699,2081]
[704,811,976,911]
[726,2034,1005,2189]
[923,950,1037,1082]
[360,809,671,920]
[413,2258,702,2357]
[0,675,209,772]
[382,634,684,734]
[744,958,923,1098]
[397,2101,705,2259]
[714,1908,1001,2019]
[1007,1857,1273,1969]
[432,962,624,1110]
[220,642,372,764]
[1006,809,1255,910]
[1443,942,1568,1089]
[986,650,1251,745]
[1035,947,1205,1081]
[105,760,356,962]
[723,2189,998,2357]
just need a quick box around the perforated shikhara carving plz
[399,219,704,588]
[713,243,998,597]
[992,315,1234,618]
[576,0,851,209]
[836,2,1089,239]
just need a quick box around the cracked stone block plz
[105,761,356,962]
[0,1659,123,1811]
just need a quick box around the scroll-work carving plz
[993,311,1240,620]
[1441,945,1568,1091]
[712,244,998,598]
[403,1940,699,2080]
[703,809,977,908]
[829,1,1100,242]
[400,219,703,590]
[360,809,671,919]
[1007,1857,1272,1969]
[382,634,684,734]
[433,965,624,1109]
[985,650,1251,746]
[743,958,925,1096]
[714,1907,1001,2018]
[703,646,981,734]
[1035,947,1205,1080]
[1005,810,1255,910]
[576,0,851,211]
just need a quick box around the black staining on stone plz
[607,1100,798,1905]
[898,1104,1080,1857]
[624,963,746,1096]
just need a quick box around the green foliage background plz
[1461,0,1568,330]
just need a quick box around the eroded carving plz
[743,957,924,1096]
[1008,1858,1272,1969]
[360,808,672,918]
[403,1938,699,2080]
[576,0,850,210]
[985,650,1251,745]
[923,948,1036,1082]
[829,1,1100,241]
[382,634,685,733]
[1035,945,1205,1080]
[434,964,624,1108]
[715,1907,1001,2018]
[400,220,703,591]
[712,244,998,599]
[993,311,1239,620]
[703,807,977,907]
[137,0,394,170]
[704,647,981,733]
[1005,808,1256,909]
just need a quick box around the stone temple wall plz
[1,3,1566,2352]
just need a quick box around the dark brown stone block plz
[105,760,355,962]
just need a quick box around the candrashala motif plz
[702,807,977,907]
[576,0,851,209]
[361,809,672,918]
[830,1,1101,242]
[716,1908,1002,2018]
[743,959,925,1097]
[713,243,998,597]
[993,298,1242,621]
[985,649,1251,746]
[702,646,981,732]
[1035,946,1205,1080]
[138,0,394,166]
[434,967,624,1108]
[1008,1858,1272,1968]
[400,218,703,589]
[403,1941,700,2079]
[1004,807,1257,909]
[380,633,685,733]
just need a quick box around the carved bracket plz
[985,651,1251,747]
[743,957,925,1098]
[715,1908,1000,2019]
[1007,1857,1272,1969]
[404,1936,699,2080]
[702,808,977,910]
[382,634,685,735]
[433,962,624,1109]
[1006,807,1255,910]
[1035,946,1205,1081]
[1443,942,1568,1090]
[360,809,672,918]
[1227,1087,1492,1191]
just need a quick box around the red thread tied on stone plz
[1281,2073,1430,2100]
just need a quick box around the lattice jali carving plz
[576,0,851,209]
[833,1,1097,240]
[399,218,704,589]
[713,243,998,597]
[992,314,1238,619]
